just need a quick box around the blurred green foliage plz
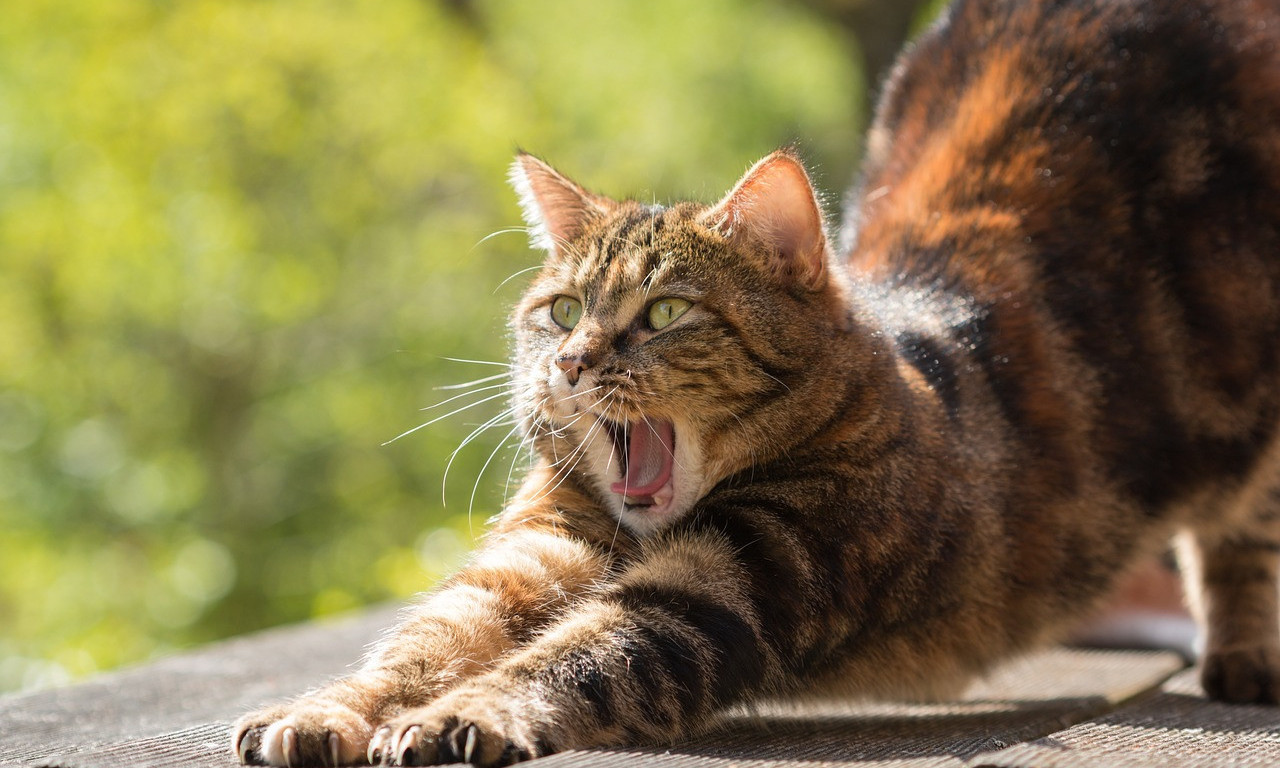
[0,0,868,692]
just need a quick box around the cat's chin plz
[614,486,686,535]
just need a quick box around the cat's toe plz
[1201,645,1280,705]
[436,720,531,766]
[386,718,530,767]
[233,703,374,765]
[367,726,393,764]
[382,693,545,767]
[235,724,269,766]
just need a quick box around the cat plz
[233,0,1280,764]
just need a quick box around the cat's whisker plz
[558,384,607,403]
[603,395,629,559]
[502,397,549,505]
[435,372,512,391]
[546,420,598,471]
[384,390,513,446]
[442,357,513,369]
[724,408,759,482]
[469,421,525,525]
[601,399,620,478]
[526,391,618,504]
[471,227,532,250]
[492,265,547,294]
[545,230,590,263]
[503,425,540,507]
[420,382,512,412]
[441,405,520,506]
[557,391,615,430]
[760,370,793,394]
[642,411,691,473]
[541,430,602,498]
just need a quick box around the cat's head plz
[508,150,848,534]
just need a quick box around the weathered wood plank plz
[973,666,1280,767]
[0,605,1186,768]
[0,605,400,768]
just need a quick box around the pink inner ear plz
[510,154,613,255]
[704,152,828,288]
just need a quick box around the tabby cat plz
[234,0,1280,764]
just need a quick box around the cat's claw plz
[281,727,298,768]
[328,732,341,767]
[395,726,422,766]
[237,728,260,765]
[368,727,391,764]
[463,724,479,764]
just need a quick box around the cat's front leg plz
[1183,525,1280,704]
[379,527,793,766]
[234,474,625,766]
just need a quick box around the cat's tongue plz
[611,419,675,498]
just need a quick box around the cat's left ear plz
[509,153,615,257]
[701,150,829,290]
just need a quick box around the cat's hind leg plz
[1181,479,1280,704]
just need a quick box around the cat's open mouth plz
[603,417,675,511]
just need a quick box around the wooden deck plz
[2,605,1278,768]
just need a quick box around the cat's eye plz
[550,296,583,330]
[647,297,692,331]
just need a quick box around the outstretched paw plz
[234,701,374,766]
[1201,645,1280,705]
[376,687,552,767]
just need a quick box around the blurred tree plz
[0,0,944,693]
[796,0,938,101]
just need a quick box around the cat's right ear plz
[700,150,829,291]
[509,153,615,257]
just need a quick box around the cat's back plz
[854,0,1280,266]
[847,0,1280,513]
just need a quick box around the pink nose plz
[555,353,592,386]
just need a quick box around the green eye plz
[550,296,583,330]
[647,297,692,330]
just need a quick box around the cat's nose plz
[555,352,594,386]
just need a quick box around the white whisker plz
[442,405,519,505]
[383,390,512,446]
[503,405,545,505]
[421,382,511,412]
[559,384,607,403]
[761,370,793,394]
[493,265,546,294]
[469,421,524,524]
[436,372,511,391]
[524,388,619,505]
[472,227,531,250]
[443,357,512,368]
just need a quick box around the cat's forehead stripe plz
[577,206,671,303]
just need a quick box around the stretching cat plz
[234,0,1280,764]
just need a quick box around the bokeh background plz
[0,0,939,693]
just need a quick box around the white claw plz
[329,732,340,767]
[282,728,297,768]
[396,726,421,766]
[367,729,386,765]
[237,731,252,765]
[463,725,478,764]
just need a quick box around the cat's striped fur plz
[235,0,1280,764]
